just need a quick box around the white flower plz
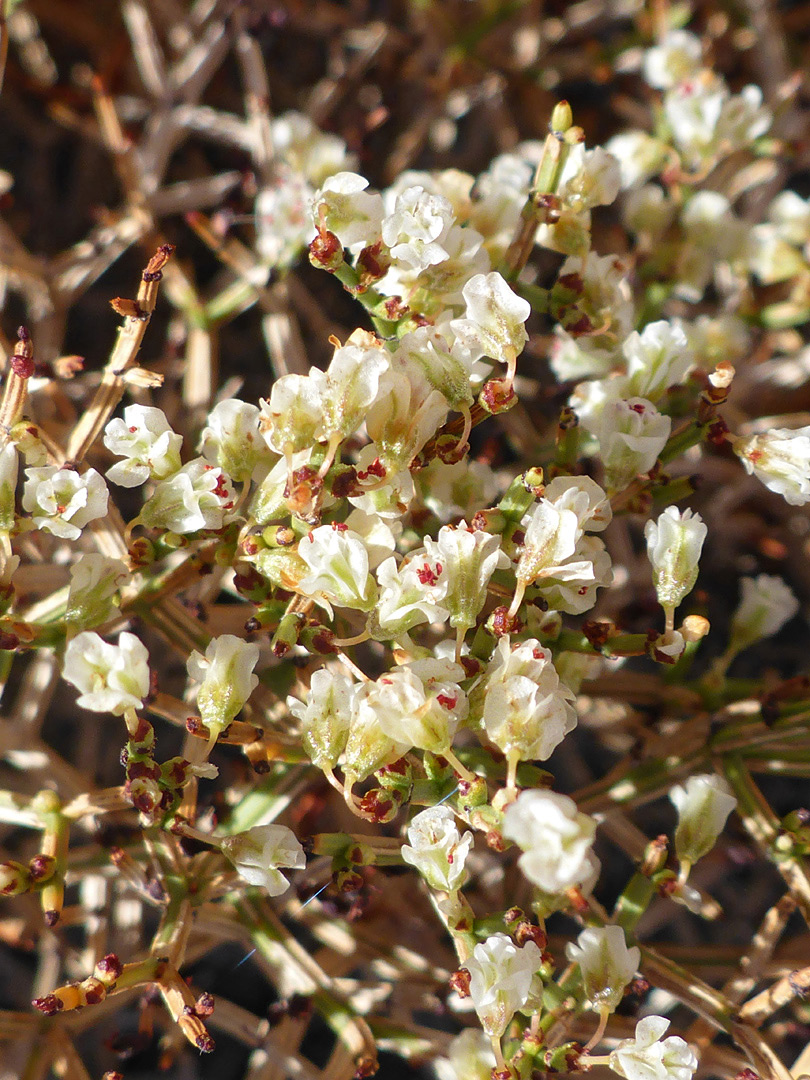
[259,372,327,456]
[371,660,468,755]
[434,1029,496,1080]
[323,333,391,443]
[199,399,269,483]
[343,673,417,781]
[297,525,377,615]
[729,575,800,654]
[187,635,260,741]
[66,554,129,629]
[643,30,703,89]
[544,475,612,533]
[768,190,810,246]
[221,823,305,896]
[594,397,672,491]
[624,184,677,237]
[23,466,109,540]
[0,441,18,532]
[644,507,707,615]
[423,525,510,633]
[373,554,449,639]
[138,459,234,534]
[418,458,501,523]
[401,806,473,892]
[365,368,448,473]
[271,111,353,187]
[464,933,543,1038]
[670,774,737,867]
[287,668,355,771]
[312,171,384,250]
[63,631,150,715]
[481,639,577,764]
[103,405,182,487]
[382,185,455,270]
[734,426,810,506]
[255,168,314,270]
[605,131,669,189]
[503,789,597,895]
[558,144,622,212]
[565,925,640,1013]
[394,325,476,410]
[623,321,693,402]
[450,271,530,367]
[609,1016,698,1080]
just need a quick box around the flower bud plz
[644,507,707,616]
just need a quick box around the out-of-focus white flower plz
[558,144,622,212]
[749,226,806,284]
[23,466,109,540]
[298,524,377,615]
[481,638,577,764]
[418,457,501,523]
[199,399,270,483]
[502,789,597,894]
[450,271,530,369]
[139,459,234,534]
[670,774,736,868]
[401,806,473,892]
[288,668,355,771]
[255,168,314,270]
[221,823,305,896]
[665,79,770,167]
[733,426,810,506]
[312,171,384,250]
[593,397,672,491]
[624,183,677,237]
[565,925,640,1013]
[605,131,670,189]
[623,320,694,402]
[104,405,182,487]
[644,507,707,616]
[187,635,260,743]
[63,631,150,715]
[382,186,455,271]
[424,525,510,634]
[767,190,810,246]
[66,554,129,630]
[434,1029,496,1080]
[271,111,353,186]
[464,932,543,1037]
[643,30,703,89]
[729,574,800,654]
[609,1015,698,1080]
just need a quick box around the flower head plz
[63,631,150,715]
[220,824,305,896]
[565,925,640,1013]
[464,933,542,1037]
[104,405,182,487]
[401,806,472,892]
[139,459,235,534]
[23,466,109,540]
[670,774,736,867]
[502,789,597,895]
[187,635,260,742]
[609,1016,698,1080]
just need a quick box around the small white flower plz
[729,574,800,654]
[767,190,810,246]
[312,171,384,250]
[401,806,473,892]
[298,525,377,615]
[104,405,182,488]
[199,399,270,483]
[565,925,640,1013]
[450,271,530,368]
[593,397,672,491]
[734,426,810,506]
[23,466,109,540]
[481,638,577,764]
[63,631,150,715]
[434,1029,496,1080]
[259,372,327,456]
[644,507,707,615]
[670,774,736,867]
[558,144,622,212]
[365,368,448,473]
[373,554,449,639]
[221,823,305,896]
[623,321,694,402]
[323,333,391,443]
[624,184,677,237]
[424,525,510,634]
[139,458,235,534]
[609,1015,698,1080]
[502,789,597,895]
[605,131,669,189]
[418,458,501,523]
[66,554,129,629]
[643,30,703,89]
[382,185,455,271]
[369,660,468,755]
[187,635,260,741]
[0,441,18,532]
[287,668,355,771]
[464,932,543,1038]
[271,111,353,187]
